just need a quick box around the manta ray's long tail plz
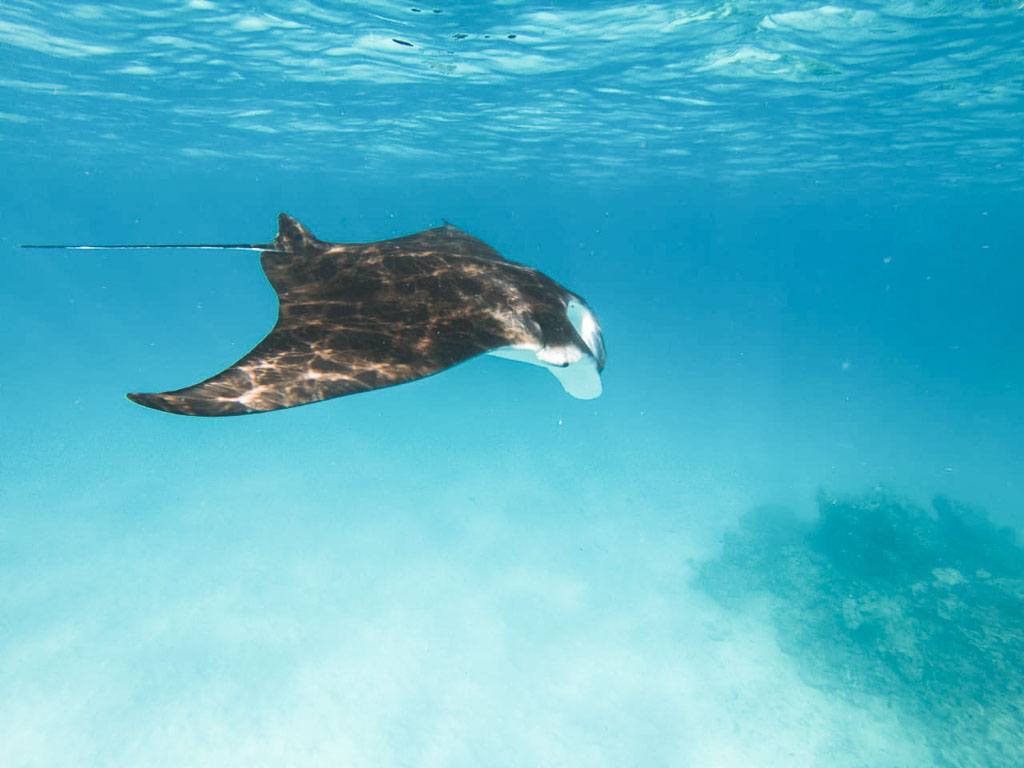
[22,214,316,254]
[21,243,282,251]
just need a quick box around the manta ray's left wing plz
[128,307,505,416]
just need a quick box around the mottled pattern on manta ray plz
[129,214,602,416]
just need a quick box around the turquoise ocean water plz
[2,2,1023,766]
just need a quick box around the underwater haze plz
[2,1,1023,766]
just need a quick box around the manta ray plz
[25,214,605,416]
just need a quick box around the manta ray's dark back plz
[127,214,591,416]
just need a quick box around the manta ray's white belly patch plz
[487,344,602,400]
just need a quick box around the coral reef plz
[698,493,1024,767]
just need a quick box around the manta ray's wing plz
[128,215,525,416]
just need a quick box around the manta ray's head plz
[487,291,605,400]
[531,295,606,400]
